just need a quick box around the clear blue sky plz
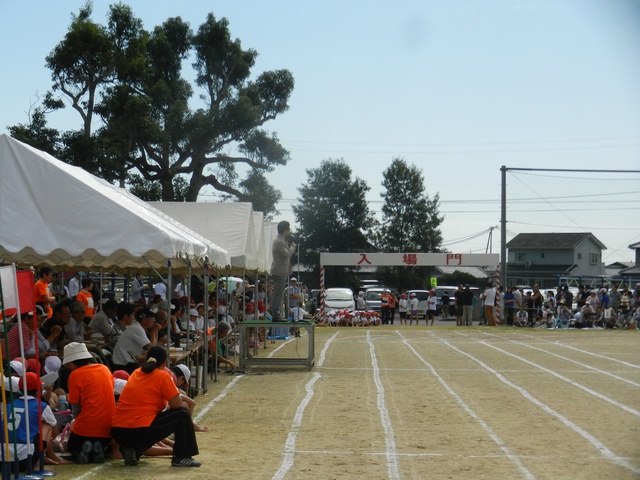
[1,1,639,263]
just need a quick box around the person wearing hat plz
[5,371,63,469]
[111,345,201,467]
[63,342,115,464]
[356,291,366,311]
[187,308,204,335]
[287,277,302,312]
[112,308,161,374]
[409,292,419,326]
[170,364,209,433]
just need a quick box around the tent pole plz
[166,259,172,366]
[202,261,209,393]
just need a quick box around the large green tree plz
[376,157,444,291]
[293,159,376,289]
[17,2,294,216]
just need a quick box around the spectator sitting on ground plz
[111,345,201,467]
[514,305,528,327]
[63,342,115,464]
[2,372,69,469]
[112,308,160,374]
[171,365,209,433]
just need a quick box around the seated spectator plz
[108,301,135,348]
[112,308,160,374]
[111,345,201,467]
[89,299,118,340]
[1,372,67,469]
[187,308,204,335]
[211,321,237,372]
[171,365,209,433]
[40,300,71,353]
[2,311,37,361]
[63,342,115,464]
[65,302,91,343]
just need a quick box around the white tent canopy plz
[151,202,260,271]
[252,211,267,272]
[0,135,230,270]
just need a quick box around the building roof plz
[605,261,635,270]
[506,233,606,250]
[629,241,640,249]
[620,265,640,275]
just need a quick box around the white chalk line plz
[317,331,340,367]
[367,330,400,480]
[468,335,640,417]
[509,331,640,369]
[397,331,536,480]
[194,374,244,422]
[432,332,640,476]
[272,373,321,480]
[271,332,340,479]
[480,331,640,388]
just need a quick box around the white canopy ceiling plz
[150,202,260,271]
[0,135,230,270]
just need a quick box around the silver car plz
[324,288,356,311]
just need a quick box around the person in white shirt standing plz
[481,283,497,326]
[154,278,167,300]
[68,272,81,298]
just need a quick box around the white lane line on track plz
[397,331,536,480]
[317,331,340,367]
[480,332,640,388]
[272,332,339,479]
[433,333,640,476]
[509,332,640,369]
[272,373,321,480]
[367,330,400,480]
[465,334,640,417]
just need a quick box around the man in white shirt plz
[481,283,497,326]
[154,278,167,300]
[68,272,81,298]
[131,273,148,303]
[112,308,160,374]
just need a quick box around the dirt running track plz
[58,327,639,479]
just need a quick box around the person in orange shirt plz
[63,342,115,464]
[111,345,200,468]
[34,266,56,319]
[76,278,95,317]
[380,289,391,325]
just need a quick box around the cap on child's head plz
[176,364,191,382]
[26,359,40,374]
[19,372,42,392]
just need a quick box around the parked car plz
[324,288,355,311]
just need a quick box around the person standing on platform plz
[270,221,296,322]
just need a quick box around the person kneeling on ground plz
[111,345,200,468]
[64,342,115,464]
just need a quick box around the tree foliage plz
[13,2,293,215]
[293,159,376,288]
[375,157,444,291]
